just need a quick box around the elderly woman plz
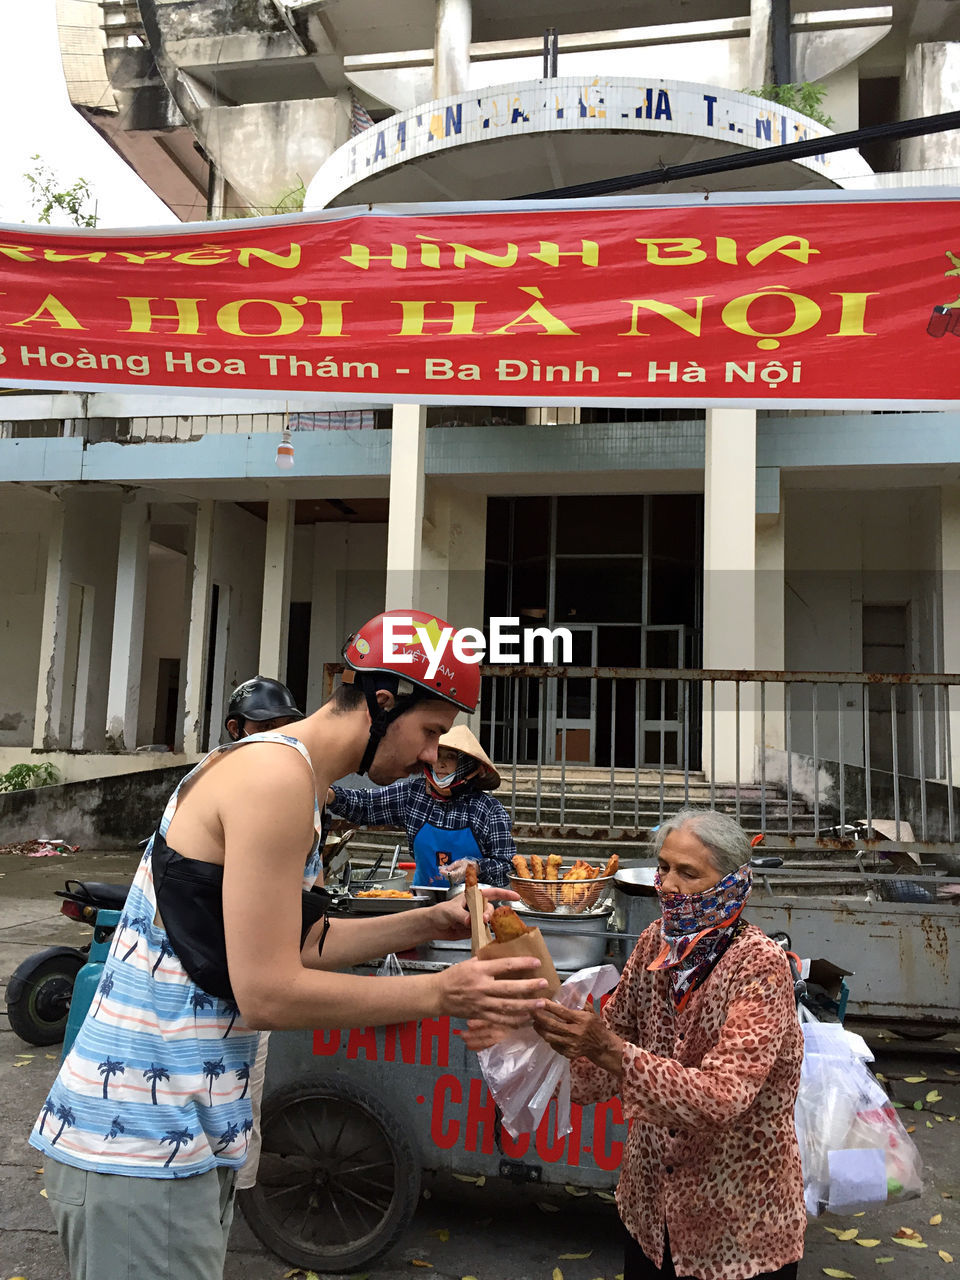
[533,808,804,1280]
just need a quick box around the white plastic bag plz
[795,1014,922,1216]
[478,964,620,1140]
[376,952,404,977]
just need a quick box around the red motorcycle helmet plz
[342,609,482,774]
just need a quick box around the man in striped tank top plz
[33,609,547,1280]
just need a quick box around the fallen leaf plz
[945,1194,955,1199]
[891,1102,906,1109]
[946,1069,959,1076]
[938,1117,945,1123]
[907,1126,917,1133]
[537,1201,561,1213]
[475,1176,485,1187]
[45,1053,57,1059]
[928,1091,944,1104]
[558,1253,592,1260]
[951,1118,958,1124]
[553,1270,564,1280]
[874,1258,894,1264]
[927,1121,935,1128]
[594,1191,617,1203]
[905,1076,928,1083]
[856,1240,882,1248]
[34,1167,43,1175]
[824,1228,848,1238]
[461,1276,480,1280]
[40,1187,48,1198]
[453,1174,483,1185]
[893,1239,928,1248]
[914,1100,925,1111]
[822,1269,856,1278]
[896,1229,923,1240]
[931,1215,943,1226]
[16,1053,34,1059]
[875,1073,886,1081]
[410,1262,433,1269]
[13,1063,30,1069]
[564,1184,589,1197]
[837,1229,860,1241]
[429,1229,450,1243]
[853,1213,866,1218]
[940,1251,954,1263]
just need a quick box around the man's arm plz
[219,746,546,1030]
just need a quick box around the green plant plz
[743,82,834,128]
[0,762,61,792]
[24,156,98,227]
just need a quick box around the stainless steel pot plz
[613,867,660,958]
[515,904,615,969]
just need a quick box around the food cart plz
[241,859,960,1273]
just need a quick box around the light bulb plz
[275,429,294,470]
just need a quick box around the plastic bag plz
[477,964,619,1140]
[376,953,404,977]
[795,1014,922,1216]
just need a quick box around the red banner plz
[1,193,959,406]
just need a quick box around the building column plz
[702,409,757,784]
[385,403,427,611]
[105,498,150,751]
[181,500,215,756]
[902,43,960,171]
[940,485,960,786]
[33,497,67,751]
[259,498,295,679]
[433,0,471,98]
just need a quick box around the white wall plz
[785,485,941,768]
[0,489,51,747]
[210,503,267,699]
[137,544,187,746]
[307,523,387,708]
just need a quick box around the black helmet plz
[225,676,304,732]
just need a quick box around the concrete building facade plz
[3,0,960,794]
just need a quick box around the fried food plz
[530,853,545,879]
[601,853,620,878]
[490,905,530,943]
[545,854,562,881]
[511,854,532,879]
[464,862,479,889]
[355,889,414,898]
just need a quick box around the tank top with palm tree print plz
[30,732,323,1178]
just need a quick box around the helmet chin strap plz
[356,676,421,776]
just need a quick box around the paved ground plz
[1,847,959,1280]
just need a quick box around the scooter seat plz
[58,880,130,909]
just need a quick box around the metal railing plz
[477,666,960,849]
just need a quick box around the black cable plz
[515,108,960,200]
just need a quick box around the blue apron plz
[412,821,483,887]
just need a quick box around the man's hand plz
[461,1019,510,1052]
[426,886,520,941]
[436,956,547,1025]
[533,1001,625,1076]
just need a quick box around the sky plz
[0,0,178,229]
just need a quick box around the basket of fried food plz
[509,853,619,914]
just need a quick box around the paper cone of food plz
[475,904,561,996]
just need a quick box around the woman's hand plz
[533,1001,625,1077]
[427,886,521,941]
[461,1019,511,1052]
[435,957,547,1025]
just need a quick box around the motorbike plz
[6,879,127,1047]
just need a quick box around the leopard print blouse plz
[571,922,805,1280]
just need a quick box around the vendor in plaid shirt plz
[327,725,516,887]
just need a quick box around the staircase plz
[340,767,817,870]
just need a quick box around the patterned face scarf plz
[647,863,753,1010]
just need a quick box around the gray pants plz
[45,1157,236,1280]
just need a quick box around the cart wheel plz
[238,1079,421,1273]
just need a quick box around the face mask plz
[648,863,752,969]
[429,768,458,788]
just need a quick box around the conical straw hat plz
[438,724,501,790]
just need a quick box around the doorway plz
[862,603,913,773]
